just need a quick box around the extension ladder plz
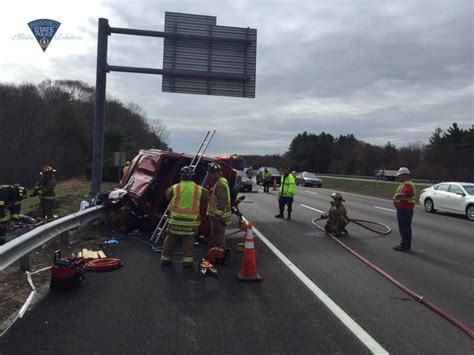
[150,130,216,244]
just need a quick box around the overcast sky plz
[1,0,473,156]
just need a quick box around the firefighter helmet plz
[397,167,411,176]
[14,184,27,201]
[180,166,195,176]
[42,165,56,174]
[208,162,221,173]
[331,192,345,201]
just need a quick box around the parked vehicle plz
[375,169,398,181]
[236,170,253,192]
[256,167,282,185]
[295,172,323,187]
[119,149,239,233]
[419,182,474,221]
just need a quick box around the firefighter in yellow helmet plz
[161,166,208,266]
[324,192,349,236]
[206,163,232,249]
[122,161,130,176]
[31,165,57,220]
[0,184,27,245]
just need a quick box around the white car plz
[419,182,474,221]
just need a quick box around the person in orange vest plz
[161,166,208,266]
[207,163,232,249]
[392,167,416,252]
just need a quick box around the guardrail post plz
[19,253,30,271]
[60,231,69,246]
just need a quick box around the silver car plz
[295,172,322,187]
[419,182,474,221]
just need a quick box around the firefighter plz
[0,184,27,245]
[161,166,208,266]
[262,168,272,193]
[323,192,349,236]
[123,161,130,176]
[31,165,57,220]
[207,163,232,249]
[275,167,296,220]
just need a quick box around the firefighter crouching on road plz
[0,184,27,245]
[161,166,208,266]
[323,192,349,236]
[31,165,57,220]
[207,163,232,249]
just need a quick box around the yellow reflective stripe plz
[11,214,19,220]
[182,257,194,263]
[161,255,172,261]
[0,215,9,223]
[0,201,4,206]
[168,219,200,226]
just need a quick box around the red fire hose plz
[312,217,474,339]
[84,258,123,271]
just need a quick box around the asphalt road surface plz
[0,184,472,354]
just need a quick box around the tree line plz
[244,123,474,181]
[0,80,168,187]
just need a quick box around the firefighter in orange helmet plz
[31,165,57,220]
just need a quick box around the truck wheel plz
[466,204,474,221]
[424,198,436,213]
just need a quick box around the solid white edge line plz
[244,219,389,355]
[305,190,319,195]
[373,206,396,213]
[300,204,325,214]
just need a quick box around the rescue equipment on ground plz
[237,221,262,282]
[207,247,231,265]
[50,250,84,291]
[84,258,123,271]
[199,259,218,277]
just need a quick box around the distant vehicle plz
[419,182,474,221]
[236,170,253,192]
[375,169,398,181]
[256,167,282,185]
[295,172,323,187]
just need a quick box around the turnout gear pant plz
[161,230,196,264]
[209,215,226,248]
[396,208,413,249]
[0,223,6,245]
[278,197,293,217]
[40,199,55,219]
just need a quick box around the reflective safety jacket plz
[167,181,204,236]
[279,174,296,198]
[263,170,272,183]
[207,177,232,225]
[393,180,416,209]
[0,185,21,224]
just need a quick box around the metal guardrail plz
[0,205,116,272]
[317,173,435,185]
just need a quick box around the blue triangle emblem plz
[28,19,61,52]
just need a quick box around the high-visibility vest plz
[168,181,202,235]
[263,171,272,182]
[207,177,232,225]
[279,174,296,197]
[394,180,417,205]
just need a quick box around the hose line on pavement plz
[349,218,391,235]
[312,217,474,339]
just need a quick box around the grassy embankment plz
[321,177,425,204]
[21,179,118,217]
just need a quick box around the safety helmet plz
[125,161,130,166]
[397,167,411,176]
[331,192,345,201]
[14,184,27,201]
[208,162,221,173]
[42,165,56,174]
[180,166,195,176]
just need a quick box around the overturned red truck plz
[118,149,242,237]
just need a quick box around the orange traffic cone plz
[237,222,262,282]
[272,180,277,191]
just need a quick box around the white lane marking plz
[300,204,325,214]
[305,190,319,195]
[247,220,389,355]
[373,206,396,213]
